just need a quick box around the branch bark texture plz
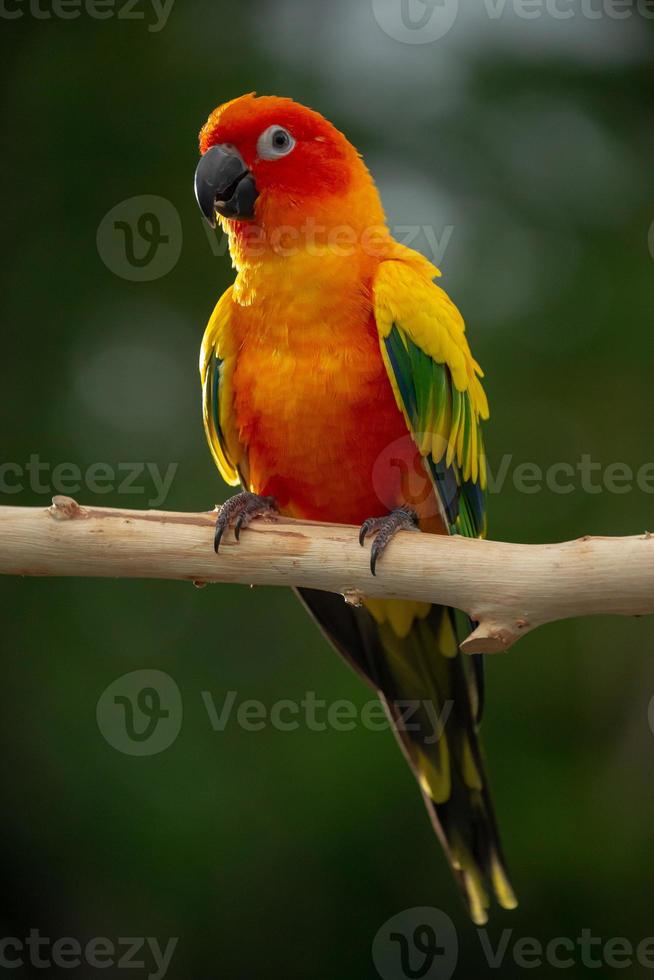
[1,496,652,653]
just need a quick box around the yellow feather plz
[200,287,247,487]
[373,259,488,501]
[364,598,431,639]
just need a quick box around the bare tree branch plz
[1,495,653,653]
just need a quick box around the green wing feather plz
[373,255,489,540]
[381,323,487,538]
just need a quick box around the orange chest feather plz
[229,290,408,523]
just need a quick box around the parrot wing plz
[199,286,248,488]
[373,250,489,540]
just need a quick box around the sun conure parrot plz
[194,93,517,925]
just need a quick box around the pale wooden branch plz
[1,496,653,653]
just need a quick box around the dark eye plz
[257,125,296,160]
[273,130,290,149]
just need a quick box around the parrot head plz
[194,93,385,243]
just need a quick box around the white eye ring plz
[257,125,296,160]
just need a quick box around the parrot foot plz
[213,492,278,553]
[358,507,419,576]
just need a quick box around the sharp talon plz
[358,508,419,575]
[370,535,386,576]
[211,491,278,552]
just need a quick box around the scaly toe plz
[213,492,278,553]
[359,517,383,546]
[358,508,419,575]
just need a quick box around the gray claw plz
[213,492,278,553]
[357,508,419,576]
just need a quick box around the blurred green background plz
[1,0,654,976]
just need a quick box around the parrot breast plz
[229,261,424,525]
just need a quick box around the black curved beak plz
[194,144,258,226]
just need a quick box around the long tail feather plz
[297,588,517,924]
